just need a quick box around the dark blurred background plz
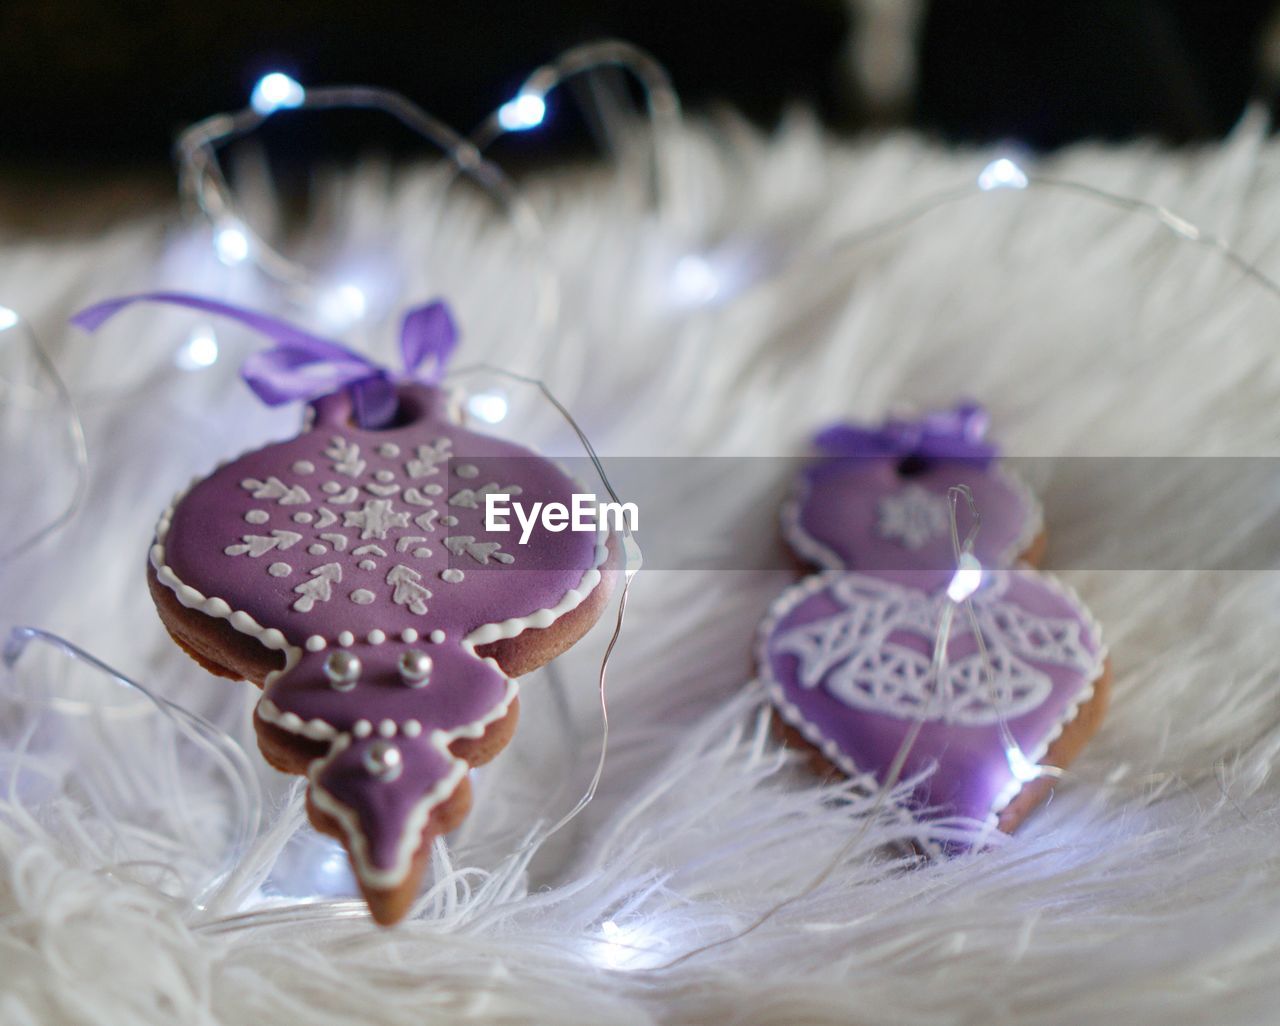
[1,1,1278,200]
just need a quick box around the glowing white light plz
[214,225,251,265]
[251,72,306,115]
[1005,743,1042,783]
[176,325,219,370]
[319,283,367,326]
[497,92,547,131]
[977,158,1028,192]
[591,918,663,971]
[671,253,719,305]
[946,552,983,603]
[0,305,18,330]
[466,390,508,424]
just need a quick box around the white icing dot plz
[424,484,444,495]
[308,543,327,555]
[375,469,396,483]
[351,589,375,605]
[306,635,327,652]
[292,460,316,475]
[358,559,377,571]
[456,464,479,478]
[403,720,422,737]
[413,547,432,558]
[441,515,458,526]
[379,719,396,737]
[441,568,464,583]
[429,629,445,644]
[377,443,401,458]
[354,719,372,738]
[322,481,341,494]
[245,509,270,524]
[368,629,386,645]
[268,562,291,577]
[293,512,314,524]
[401,628,419,643]
[339,631,355,647]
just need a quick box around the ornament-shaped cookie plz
[75,295,614,923]
[763,405,1108,836]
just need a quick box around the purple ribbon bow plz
[813,402,997,466]
[71,291,458,430]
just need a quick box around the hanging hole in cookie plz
[349,386,426,432]
[896,455,930,478]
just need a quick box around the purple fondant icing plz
[154,383,607,888]
[760,568,1104,827]
[787,408,1040,589]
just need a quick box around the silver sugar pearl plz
[324,650,362,691]
[399,650,433,687]
[362,740,403,781]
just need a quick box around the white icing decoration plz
[366,482,400,497]
[322,481,342,494]
[406,438,451,478]
[353,719,372,738]
[352,544,387,557]
[314,508,338,528]
[401,628,419,643]
[245,509,270,524]
[414,510,440,533]
[396,536,427,552]
[306,635,326,652]
[403,720,422,737]
[387,565,431,615]
[876,485,951,550]
[377,443,401,458]
[379,719,396,737]
[292,460,316,475]
[375,470,396,483]
[443,535,515,565]
[414,548,431,558]
[225,530,303,557]
[328,486,360,504]
[368,629,386,645]
[441,515,458,527]
[351,589,376,605]
[308,544,327,555]
[292,563,342,612]
[358,559,377,571]
[240,476,310,505]
[403,487,435,507]
[772,574,1094,726]
[268,562,292,577]
[429,630,445,644]
[320,532,349,551]
[449,482,522,509]
[325,436,367,477]
[440,568,464,583]
[344,498,411,540]
[339,631,355,647]
[293,512,314,524]
[455,464,479,479]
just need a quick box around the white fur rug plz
[3,108,1280,1025]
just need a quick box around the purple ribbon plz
[71,292,458,429]
[814,402,997,466]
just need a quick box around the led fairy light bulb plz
[496,91,547,131]
[251,72,306,115]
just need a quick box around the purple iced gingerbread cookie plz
[784,403,1043,590]
[74,295,614,924]
[762,404,1108,839]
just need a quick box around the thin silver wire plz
[174,84,561,348]
[468,39,686,229]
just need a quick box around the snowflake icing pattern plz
[875,484,951,550]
